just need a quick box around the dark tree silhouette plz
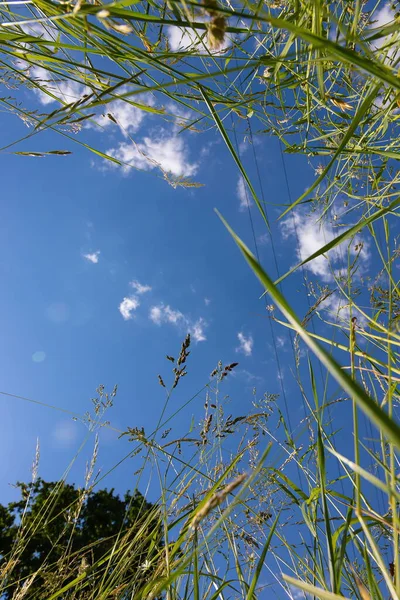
[0,478,161,598]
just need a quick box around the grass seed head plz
[190,473,247,529]
[207,16,226,50]
[330,96,352,112]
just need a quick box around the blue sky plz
[0,28,378,508]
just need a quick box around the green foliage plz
[0,479,161,598]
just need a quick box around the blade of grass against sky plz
[217,211,400,449]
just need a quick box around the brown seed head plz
[190,473,247,529]
[207,15,226,50]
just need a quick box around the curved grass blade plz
[327,447,400,503]
[200,85,269,230]
[275,196,400,285]
[216,210,400,449]
[282,575,350,600]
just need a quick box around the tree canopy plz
[0,478,161,599]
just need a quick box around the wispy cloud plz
[150,304,184,325]
[323,292,367,327]
[277,368,285,384]
[130,280,152,294]
[107,130,198,178]
[30,66,88,106]
[148,305,163,325]
[235,369,263,385]
[258,232,269,246]
[236,332,253,356]
[204,297,211,306]
[91,94,155,136]
[27,64,156,136]
[119,296,140,320]
[149,303,207,342]
[164,102,193,130]
[281,209,369,281]
[191,318,207,343]
[83,250,100,264]
[288,585,306,599]
[276,335,286,349]
[237,176,252,211]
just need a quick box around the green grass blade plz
[200,85,269,230]
[245,513,279,600]
[308,359,337,592]
[282,575,350,599]
[217,210,400,449]
[278,84,380,219]
[275,197,400,285]
[327,447,400,502]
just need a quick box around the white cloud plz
[130,279,152,294]
[258,232,269,246]
[288,585,306,599]
[149,303,207,342]
[191,318,207,343]
[29,65,155,130]
[17,26,90,107]
[30,65,88,105]
[20,20,57,42]
[323,293,367,327]
[324,294,350,322]
[237,176,252,211]
[281,210,369,281]
[239,139,250,154]
[167,20,234,54]
[164,305,185,324]
[107,131,198,178]
[149,305,163,325]
[276,336,286,349]
[236,332,253,356]
[369,4,398,64]
[204,297,211,306]
[239,135,260,155]
[150,304,184,325]
[372,4,395,46]
[165,102,193,130]
[235,369,263,385]
[83,250,100,264]
[372,94,391,112]
[91,94,155,136]
[281,211,337,280]
[119,296,140,320]
[168,23,206,51]
[16,21,58,63]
